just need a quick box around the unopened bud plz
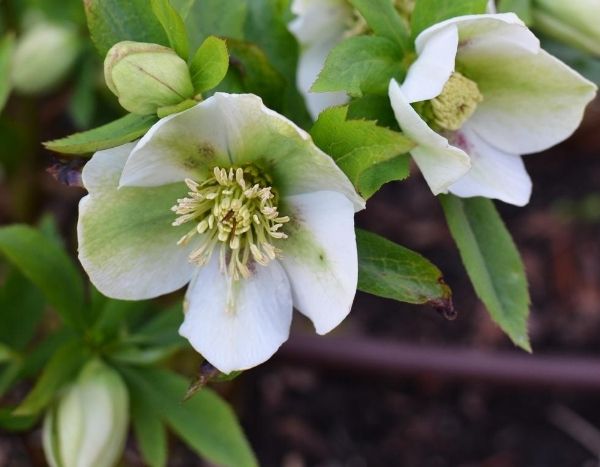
[532,0,600,56]
[42,359,129,467]
[104,41,195,115]
[11,21,80,94]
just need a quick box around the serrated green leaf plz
[0,34,14,113]
[357,229,453,308]
[151,0,189,59]
[190,36,229,94]
[411,0,489,38]
[85,0,169,56]
[498,0,533,24]
[440,195,531,350]
[44,113,158,155]
[312,36,404,97]
[131,386,168,467]
[13,339,87,416]
[121,366,257,467]
[311,106,413,198]
[358,155,411,199]
[0,225,85,330]
[349,0,409,48]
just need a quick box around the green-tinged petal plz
[278,191,357,335]
[288,0,351,118]
[79,144,195,300]
[388,79,471,194]
[179,255,293,374]
[462,45,597,154]
[448,125,532,206]
[121,94,364,210]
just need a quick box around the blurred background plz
[2,0,600,466]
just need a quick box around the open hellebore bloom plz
[289,0,415,118]
[78,93,364,373]
[389,13,597,206]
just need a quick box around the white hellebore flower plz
[389,13,597,206]
[42,360,129,467]
[289,0,415,118]
[78,93,364,373]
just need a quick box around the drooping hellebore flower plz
[288,0,415,119]
[388,13,597,206]
[78,93,364,373]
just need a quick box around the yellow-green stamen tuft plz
[172,166,289,280]
[430,72,483,131]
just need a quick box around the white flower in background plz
[288,0,353,119]
[388,13,597,206]
[289,0,415,119]
[531,0,600,56]
[77,93,364,373]
[42,360,129,467]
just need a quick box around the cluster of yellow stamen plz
[429,72,484,131]
[172,166,290,280]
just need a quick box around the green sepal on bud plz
[11,21,80,95]
[104,41,195,115]
[42,359,129,467]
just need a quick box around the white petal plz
[448,125,532,206]
[179,256,293,373]
[462,47,597,154]
[278,191,357,335]
[288,0,351,119]
[416,13,526,51]
[78,145,195,300]
[487,0,496,13]
[401,24,459,103]
[388,79,471,194]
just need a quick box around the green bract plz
[42,359,129,467]
[77,93,364,373]
[104,41,195,115]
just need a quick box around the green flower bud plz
[42,359,129,467]
[11,21,80,94]
[533,0,600,56]
[104,41,195,115]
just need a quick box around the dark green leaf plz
[311,106,413,198]
[121,366,257,467]
[440,195,530,350]
[411,0,489,38]
[131,385,168,467]
[190,36,229,94]
[179,0,247,51]
[226,39,287,111]
[85,0,169,56]
[349,0,409,48]
[312,36,404,97]
[357,229,453,309]
[151,0,189,59]
[44,113,158,155]
[0,343,13,363]
[69,54,98,129]
[0,34,14,113]
[0,267,44,350]
[0,225,85,330]
[129,304,184,348]
[0,409,36,432]
[13,339,87,416]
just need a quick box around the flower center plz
[172,166,289,280]
[429,72,483,131]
